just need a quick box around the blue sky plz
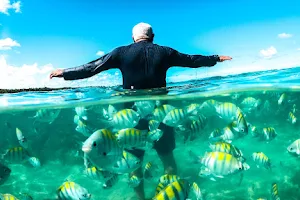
[1,0,300,88]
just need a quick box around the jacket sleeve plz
[62,48,120,80]
[167,47,220,68]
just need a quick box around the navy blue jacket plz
[63,40,220,89]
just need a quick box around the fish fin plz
[81,116,88,121]
[214,175,224,179]
[209,177,217,181]
[98,118,114,129]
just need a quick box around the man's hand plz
[218,56,232,62]
[49,69,64,79]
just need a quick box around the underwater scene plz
[0,68,300,200]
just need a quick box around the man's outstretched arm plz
[167,48,232,68]
[50,49,119,80]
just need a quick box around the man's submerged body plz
[50,22,232,199]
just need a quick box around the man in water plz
[50,22,232,199]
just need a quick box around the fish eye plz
[239,167,242,170]
[93,141,97,147]
[240,128,244,132]
[103,152,107,156]
[290,147,293,150]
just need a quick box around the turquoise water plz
[0,67,300,200]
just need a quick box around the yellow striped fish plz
[75,119,94,137]
[199,99,220,117]
[184,103,202,116]
[75,106,88,121]
[84,166,114,181]
[162,108,189,127]
[148,129,164,142]
[56,181,91,200]
[210,122,242,143]
[155,182,166,195]
[149,120,161,131]
[262,127,277,141]
[111,151,141,174]
[82,129,123,170]
[287,139,300,155]
[32,108,60,124]
[144,162,158,179]
[209,141,244,159]
[200,152,250,177]
[151,104,175,122]
[190,182,203,200]
[133,100,156,118]
[116,128,149,149]
[0,194,19,200]
[278,93,286,106]
[188,114,207,141]
[252,152,271,170]
[102,174,119,189]
[159,174,181,187]
[288,112,297,124]
[110,109,140,130]
[209,128,222,139]
[1,147,30,163]
[152,179,189,200]
[236,111,248,134]
[271,183,280,200]
[128,175,142,188]
[215,102,242,121]
[250,126,261,137]
[240,97,260,107]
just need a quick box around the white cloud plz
[11,1,20,13]
[259,46,277,58]
[297,48,300,51]
[0,55,122,89]
[278,33,293,39]
[0,38,20,50]
[96,50,105,57]
[0,0,21,14]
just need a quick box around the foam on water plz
[0,67,300,199]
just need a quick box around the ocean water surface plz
[0,67,300,200]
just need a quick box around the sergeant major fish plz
[110,151,141,174]
[252,152,272,170]
[0,194,19,200]
[287,139,300,156]
[196,151,250,179]
[1,147,30,163]
[152,179,190,200]
[56,181,91,200]
[32,108,60,124]
[82,129,123,170]
[102,109,140,131]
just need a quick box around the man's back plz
[116,40,170,89]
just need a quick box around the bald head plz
[132,22,154,42]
